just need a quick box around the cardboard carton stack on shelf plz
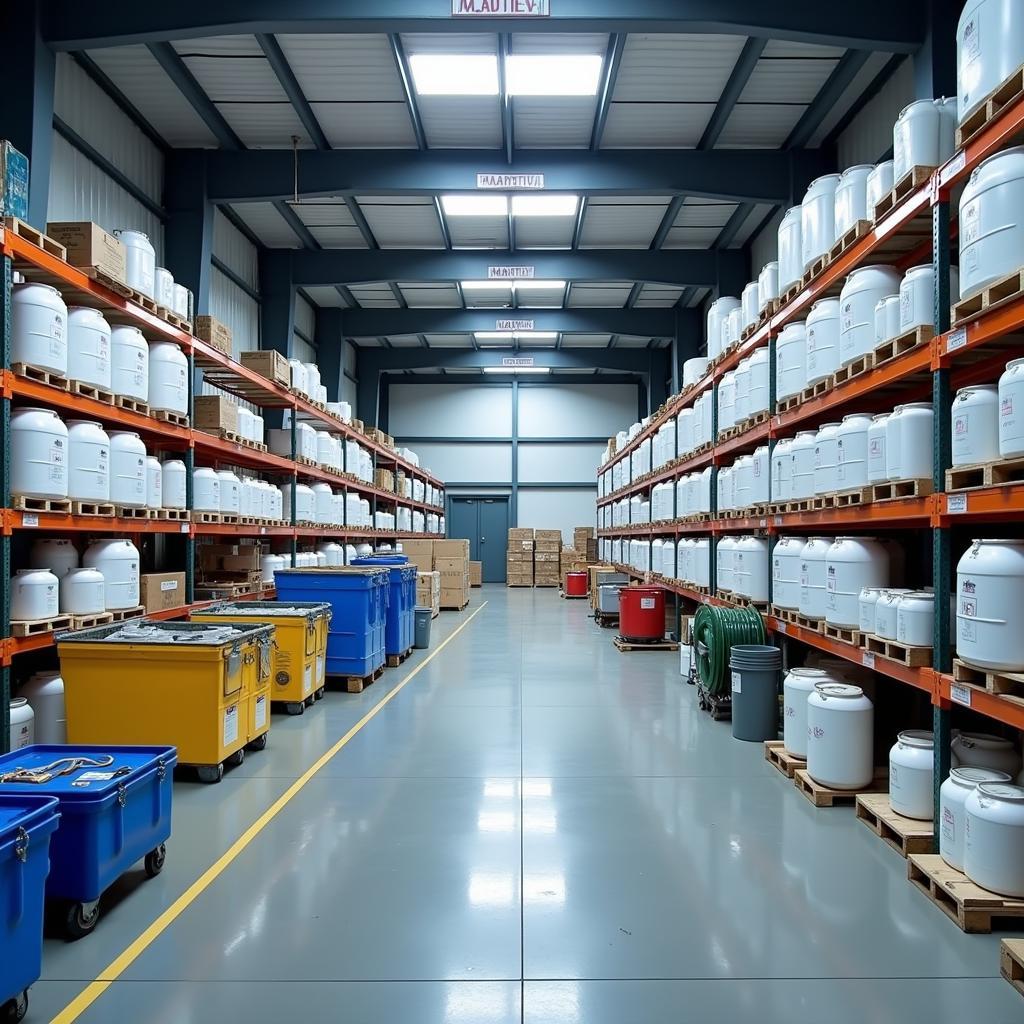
[416,568,440,618]
[469,561,482,587]
[195,542,263,598]
[435,539,470,609]
[559,546,587,579]
[573,526,598,563]
[194,395,238,435]
[240,349,290,387]
[141,572,187,614]
[194,316,233,357]
[534,530,562,587]
[507,528,535,587]
[374,468,395,493]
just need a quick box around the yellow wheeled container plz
[56,620,275,784]
[192,601,331,716]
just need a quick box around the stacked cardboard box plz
[416,570,440,618]
[374,468,395,492]
[534,530,562,587]
[401,539,434,574]
[559,546,588,581]
[588,564,622,610]
[140,572,187,613]
[507,528,534,586]
[435,539,470,608]
[469,561,482,587]
[573,526,599,564]
[196,542,263,596]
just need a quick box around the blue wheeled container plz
[0,744,177,941]
[275,568,389,679]
[352,557,418,657]
[0,795,59,1022]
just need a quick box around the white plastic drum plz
[825,536,890,628]
[726,307,743,352]
[771,437,795,502]
[11,406,68,499]
[813,422,841,496]
[953,384,1000,465]
[964,783,1024,897]
[835,413,872,489]
[66,307,111,390]
[9,699,33,751]
[875,589,912,640]
[957,539,1024,671]
[216,470,241,515]
[66,419,109,502]
[172,284,190,319]
[839,266,903,365]
[805,299,840,386]
[789,431,818,499]
[801,175,841,271]
[59,567,105,615]
[953,732,1022,775]
[682,357,709,387]
[799,537,834,620]
[145,456,162,509]
[894,99,955,181]
[10,569,59,621]
[12,283,67,374]
[747,347,770,416]
[108,431,146,507]
[806,683,874,790]
[941,767,1012,870]
[896,591,935,646]
[154,268,174,308]
[706,298,740,361]
[110,326,149,401]
[874,294,901,347]
[858,587,885,633]
[742,281,760,332]
[899,264,960,332]
[777,206,803,292]
[113,229,156,297]
[20,671,66,745]
[159,460,186,509]
[29,539,77,578]
[758,262,779,310]
[889,731,934,820]
[776,321,807,401]
[193,467,220,512]
[783,667,831,758]
[867,413,890,483]
[733,536,769,601]
[866,161,895,218]
[886,403,933,481]
[834,165,874,240]
[772,536,804,610]
[999,357,1024,456]
[958,0,1024,123]
[717,536,740,592]
[83,538,140,610]
[147,341,188,414]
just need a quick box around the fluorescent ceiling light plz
[409,54,499,96]
[461,280,513,290]
[517,280,566,290]
[483,366,552,374]
[441,194,508,217]
[505,54,603,96]
[519,332,558,340]
[474,332,514,341]
[512,194,579,217]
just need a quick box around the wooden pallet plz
[336,663,386,694]
[907,854,1024,933]
[10,614,73,637]
[871,324,934,369]
[806,253,830,281]
[827,219,872,263]
[957,61,1024,149]
[441,599,471,610]
[871,477,934,502]
[863,634,934,668]
[769,605,802,626]
[801,377,832,403]
[194,511,227,524]
[67,611,115,630]
[793,767,887,807]
[2,217,66,259]
[113,395,149,415]
[11,494,71,514]
[952,659,1024,705]
[154,304,192,333]
[12,362,69,391]
[386,647,413,669]
[795,614,825,633]
[953,267,1024,327]
[109,605,145,622]
[81,267,158,313]
[775,393,803,414]
[197,427,269,452]
[295,455,318,468]
[737,410,770,431]
[946,454,1024,492]
[764,740,803,779]
[613,636,679,653]
[153,508,190,521]
[872,166,935,222]
[822,622,863,646]
[151,409,189,428]
[830,353,872,387]
[1000,939,1024,999]
[114,505,155,519]
[66,500,115,517]
[69,379,115,405]
[779,280,802,307]
[739,322,757,342]
[855,793,934,858]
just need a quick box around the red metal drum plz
[617,586,665,641]
[564,571,588,597]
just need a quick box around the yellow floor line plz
[49,601,488,1024]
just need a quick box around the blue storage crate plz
[0,795,59,1020]
[0,745,176,940]
[275,569,388,678]
[352,559,418,656]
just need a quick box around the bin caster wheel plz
[246,733,268,752]
[285,702,305,716]
[225,748,245,768]
[197,764,224,784]
[64,901,100,941]
[0,991,28,1023]
[315,687,325,700]
[304,695,315,708]
[144,844,166,879]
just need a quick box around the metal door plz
[446,497,509,583]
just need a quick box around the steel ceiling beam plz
[498,33,513,166]
[342,308,675,337]
[256,33,330,150]
[359,346,661,373]
[697,36,766,150]
[389,33,427,151]
[43,2,926,53]
[591,33,626,151]
[784,49,873,149]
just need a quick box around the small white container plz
[758,262,779,310]
[889,730,934,820]
[940,767,1011,871]
[806,683,874,790]
[772,536,804,610]
[834,165,874,240]
[114,229,156,297]
[801,174,841,270]
[11,568,60,621]
[771,437,795,502]
[999,357,1024,457]
[776,322,807,401]
[858,587,885,633]
[866,161,895,218]
[953,384,1000,465]
[66,307,111,390]
[867,413,890,483]
[777,206,803,292]
[964,783,1024,897]
[216,470,241,514]
[66,419,110,502]
[805,299,841,386]
[83,538,140,610]
[110,326,149,402]
[895,591,935,646]
[956,539,1024,671]
[193,467,221,512]
[9,698,34,751]
[147,341,188,414]
[839,265,904,366]
[154,267,174,308]
[172,284,190,319]
[783,667,831,758]
[952,731,1023,777]
[825,536,890,628]
[20,671,66,745]
[899,264,960,332]
[11,406,68,499]
[798,537,834,620]
[29,539,78,578]
[108,431,147,508]
[59,567,105,615]
[874,294,901,346]
[12,282,67,374]
[741,281,760,332]
[894,99,956,181]
[886,402,933,481]
[161,460,187,509]
[789,431,818,500]
[145,456,162,509]
[682,357,709,388]
[835,413,872,489]
[813,422,842,496]
[874,588,912,640]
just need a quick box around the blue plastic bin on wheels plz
[352,557,418,657]
[0,794,59,1022]
[0,744,177,941]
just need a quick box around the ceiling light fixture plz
[516,280,566,290]
[505,55,603,96]
[409,54,499,96]
[460,280,513,290]
[482,366,552,374]
[511,194,579,217]
[441,194,509,217]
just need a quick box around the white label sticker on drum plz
[951,683,972,707]
[963,17,980,62]
[223,704,239,746]
[731,671,742,692]
[640,597,656,609]
[255,695,267,730]
[962,203,980,246]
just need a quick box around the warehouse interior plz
[3,1,1024,1022]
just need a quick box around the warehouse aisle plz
[32,588,1022,1023]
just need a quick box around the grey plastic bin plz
[414,607,433,649]
[729,644,782,742]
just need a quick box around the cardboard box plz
[440,588,468,609]
[469,561,482,587]
[141,572,187,613]
[506,549,533,563]
[195,315,233,357]
[535,551,559,563]
[193,395,239,434]
[508,528,534,541]
[434,539,470,558]
[374,469,395,492]
[402,540,433,557]
[240,350,290,387]
[1,141,29,220]
[535,540,561,553]
[408,555,433,573]
[535,530,562,543]
[435,556,468,573]
[46,221,126,281]
[222,551,260,572]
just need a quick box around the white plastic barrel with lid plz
[825,536,889,627]
[66,307,111,389]
[305,363,322,396]
[147,341,188,414]
[789,431,818,499]
[833,165,874,240]
[725,307,743,352]
[874,589,912,639]
[260,554,285,584]
[732,456,753,511]
[899,264,960,332]
[798,537,834,619]
[311,483,333,524]
[957,539,1024,670]
[733,358,752,424]
[160,460,186,509]
[885,402,933,481]
[895,591,936,646]
[288,483,316,523]
[957,1,1024,123]
[866,161,895,218]
[750,444,769,504]
[758,262,780,309]
[676,408,694,456]
[717,467,734,512]
[772,537,804,609]
[783,667,832,759]
[11,568,59,620]
[893,99,955,180]
[747,348,770,416]
[717,537,741,592]
[83,538,140,610]
[114,230,156,296]
[873,294,901,348]
[741,281,759,332]
[718,372,736,433]
[65,419,109,502]
[706,297,740,361]
[12,407,68,499]
[806,683,874,790]
[839,266,903,365]
[154,268,174,308]
[999,357,1024,456]
[216,470,241,514]
[236,407,255,443]
[110,325,149,401]
[835,413,872,489]
[777,206,803,292]
[9,699,33,751]
[771,437,794,501]
[12,282,67,374]
[108,431,147,507]
[953,731,1022,775]
[805,299,840,386]
[942,767,1012,870]
[889,731,934,820]
[145,456,162,509]
[866,414,890,483]
[776,321,807,401]
[21,671,66,745]
[959,148,1024,299]
[682,357,709,388]
[193,467,220,511]
[964,783,1024,897]
[733,536,769,601]
[813,422,842,496]
[801,175,841,271]
[171,284,190,319]
[953,384,1000,465]
[858,587,885,633]
[59,567,105,615]
[30,539,77,577]
[288,359,309,397]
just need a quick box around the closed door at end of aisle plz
[448,497,509,582]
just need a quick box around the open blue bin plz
[0,744,177,940]
[275,568,389,678]
[352,558,418,656]
[0,795,59,1019]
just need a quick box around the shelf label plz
[774,515,783,526]
[180,523,189,533]
[951,683,973,708]
[775,620,787,634]
[22,513,39,528]
[862,651,875,669]
[946,493,968,515]
[939,150,966,186]
[946,327,968,354]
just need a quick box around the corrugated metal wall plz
[212,209,258,292]
[293,293,316,362]
[837,58,913,167]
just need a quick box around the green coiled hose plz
[692,604,766,697]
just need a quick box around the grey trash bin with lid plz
[729,644,782,741]
[414,607,433,649]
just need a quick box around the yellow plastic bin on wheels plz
[57,620,275,783]
[192,602,331,716]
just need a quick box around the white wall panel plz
[292,335,316,364]
[388,383,513,437]
[340,374,357,408]
[295,293,316,339]
[837,58,913,167]
[198,268,260,401]
[517,489,597,545]
[402,443,512,483]
[213,209,258,290]
[518,443,604,483]
[518,383,636,437]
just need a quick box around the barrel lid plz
[950,767,1011,786]
[788,667,827,678]
[976,783,1024,802]
[814,682,863,699]
[0,794,60,841]
[897,730,933,748]
[958,731,1014,749]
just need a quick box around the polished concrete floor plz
[33,587,1023,1022]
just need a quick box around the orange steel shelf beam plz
[4,510,190,536]
[713,419,770,462]
[933,483,1024,524]
[935,673,1024,732]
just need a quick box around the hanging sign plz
[477,173,546,189]
[488,266,535,279]
[501,356,535,367]
[496,319,534,330]
[454,0,550,17]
